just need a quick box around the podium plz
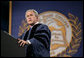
[1,30,26,57]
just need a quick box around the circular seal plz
[39,11,72,57]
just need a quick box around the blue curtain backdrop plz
[11,1,83,57]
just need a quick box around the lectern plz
[1,30,26,57]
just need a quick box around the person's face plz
[25,11,38,25]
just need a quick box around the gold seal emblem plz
[18,11,82,57]
[39,11,82,57]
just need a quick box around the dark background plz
[1,1,9,32]
[1,1,83,57]
[1,2,25,57]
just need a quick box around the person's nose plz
[28,16,31,19]
[28,17,32,20]
[28,17,31,20]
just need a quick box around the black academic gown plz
[18,23,51,57]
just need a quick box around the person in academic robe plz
[18,9,51,57]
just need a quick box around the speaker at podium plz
[1,30,26,57]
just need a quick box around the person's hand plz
[18,38,28,47]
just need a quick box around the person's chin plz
[28,22,32,24]
[28,22,33,25]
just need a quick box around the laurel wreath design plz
[18,19,29,36]
[18,13,82,57]
[56,13,82,57]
